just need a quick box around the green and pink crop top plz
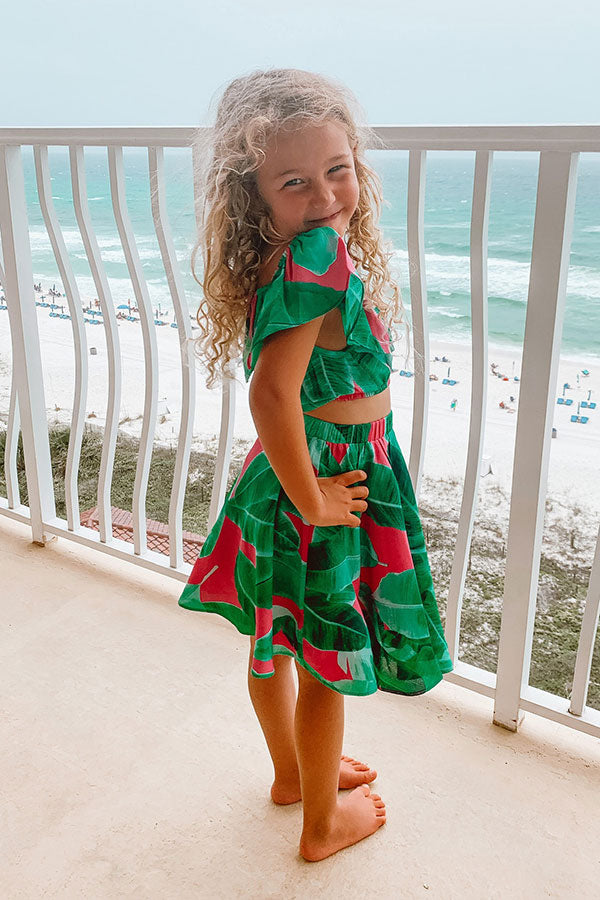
[243,225,397,413]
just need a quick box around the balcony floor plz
[2,514,600,898]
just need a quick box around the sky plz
[2,0,598,127]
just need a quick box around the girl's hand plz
[306,470,369,527]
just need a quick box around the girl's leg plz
[247,638,378,804]
[294,660,386,862]
[294,659,345,830]
[247,637,299,797]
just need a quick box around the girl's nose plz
[313,181,336,207]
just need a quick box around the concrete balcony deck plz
[2,512,600,898]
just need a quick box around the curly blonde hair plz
[188,66,411,389]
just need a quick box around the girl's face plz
[255,119,360,245]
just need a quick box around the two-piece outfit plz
[178,226,453,697]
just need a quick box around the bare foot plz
[299,784,386,862]
[271,755,377,805]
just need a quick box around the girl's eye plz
[283,165,347,188]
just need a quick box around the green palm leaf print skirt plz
[178,411,453,697]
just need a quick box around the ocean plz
[11,147,600,361]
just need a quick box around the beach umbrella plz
[117,304,129,309]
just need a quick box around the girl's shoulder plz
[256,226,355,295]
[244,227,361,381]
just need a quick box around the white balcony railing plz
[1,125,599,740]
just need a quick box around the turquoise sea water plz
[12,148,600,361]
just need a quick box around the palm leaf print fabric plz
[179,410,453,697]
[243,226,398,412]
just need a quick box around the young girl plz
[178,68,453,862]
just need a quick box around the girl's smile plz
[309,209,344,226]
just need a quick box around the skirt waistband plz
[302,410,394,444]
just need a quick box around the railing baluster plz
[444,151,494,666]
[190,134,236,533]
[494,151,580,732]
[70,145,122,544]
[208,365,236,533]
[0,251,14,504]
[148,146,196,567]
[5,374,21,509]
[0,145,56,542]
[405,149,429,499]
[0,233,22,510]
[107,146,158,557]
[34,145,88,532]
[569,522,600,716]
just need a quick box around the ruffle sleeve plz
[243,226,357,381]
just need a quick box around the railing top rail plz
[0,125,599,151]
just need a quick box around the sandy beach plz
[0,298,599,521]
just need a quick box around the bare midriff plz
[304,385,391,424]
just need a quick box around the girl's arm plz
[248,313,326,521]
[245,226,364,523]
